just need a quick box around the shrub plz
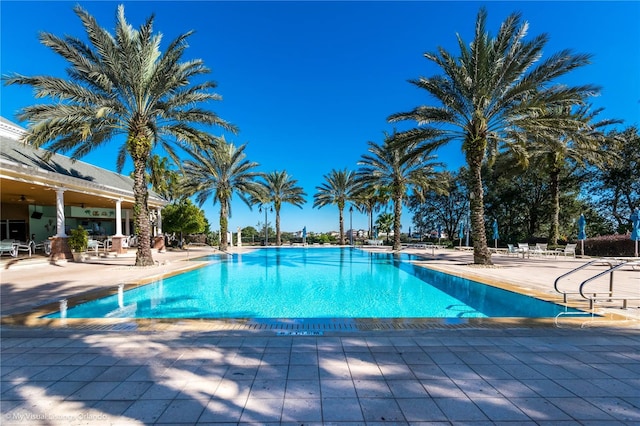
[68,226,88,252]
[582,234,637,257]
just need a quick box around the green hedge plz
[581,234,638,257]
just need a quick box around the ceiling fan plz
[12,194,36,203]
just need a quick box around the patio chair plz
[87,239,105,253]
[506,244,519,257]
[14,241,32,257]
[556,243,577,257]
[0,239,17,257]
[33,240,52,255]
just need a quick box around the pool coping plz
[1,249,638,332]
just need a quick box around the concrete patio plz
[1,246,639,424]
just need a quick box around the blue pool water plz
[46,248,579,319]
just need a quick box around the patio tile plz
[353,379,393,398]
[472,397,531,421]
[155,397,207,423]
[396,397,447,421]
[288,363,319,380]
[281,398,322,422]
[198,397,245,423]
[321,397,364,421]
[508,397,574,421]
[584,397,640,422]
[240,398,284,423]
[359,397,405,422]
[320,378,358,398]
[249,379,287,399]
[387,379,430,398]
[284,379,320,399]
[433,396,489,421]
[547,396,614,421]
[122,398,172,424]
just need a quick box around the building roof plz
[0,117,166,208]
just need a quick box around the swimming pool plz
[46,248,580,319]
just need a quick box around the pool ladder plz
[554,258,640,309]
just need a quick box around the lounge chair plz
[556,243,577,257]
[506,244,519,257]
[14,241,32,257]
[0,240,17,257]
[87,239,105,253]
[33,240,52,255]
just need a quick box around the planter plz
[72,252,89,263]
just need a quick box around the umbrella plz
[631,208,639,257]
[578,214,587,255]
[492,219,499,248]
[437,224,442,244]
[458,222,464,247]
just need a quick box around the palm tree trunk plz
[467,143,492,265]
[220,200,228,251]
[548,168,561,245]
[393,193,402,251]
[339,207,345,245]
[275,208,281,246]
[130,136,154,267]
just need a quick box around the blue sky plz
[2,1,639,234]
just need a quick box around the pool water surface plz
[46,248,579,319]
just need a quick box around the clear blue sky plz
[2,1,639,234]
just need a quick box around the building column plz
[51,188,72,260]
[55,189,66,237]
[156,207,162,235]
[114,199,123,236]
[110,199,126,254]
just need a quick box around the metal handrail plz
[553,259,614,302]
[579,260,640,309]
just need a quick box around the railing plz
[554,258,639,308]
[579,260,640,309]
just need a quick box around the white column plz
[237,227,242,247]
[55,189,66,237]
[125,209,131,236]
[114,199,123,236]
[156,207,162,235]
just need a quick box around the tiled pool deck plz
[1,246,639,425]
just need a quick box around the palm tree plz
[144,154,182,203]
[388,8,597,264]
[180,139,263,251]
[375,213,394,244]
[351,182,389,240]
[3,5,235,266]
[257,171,307,245]
[358,133,445,251]
[313,169,357,245]
[525,106,620,245]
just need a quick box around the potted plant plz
[68,226,88,262]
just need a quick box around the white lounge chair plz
[87,239,105,253]
[14,241,32,257]
[556,243,577,257]
[0,240,17,257]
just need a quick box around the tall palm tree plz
[257,171,307,246]
[358,133,445,250]
[180,139,263,251]
[3,5,235,266]
[313,169,357,245]
[525,106,620,245]
[388,7,597,264]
